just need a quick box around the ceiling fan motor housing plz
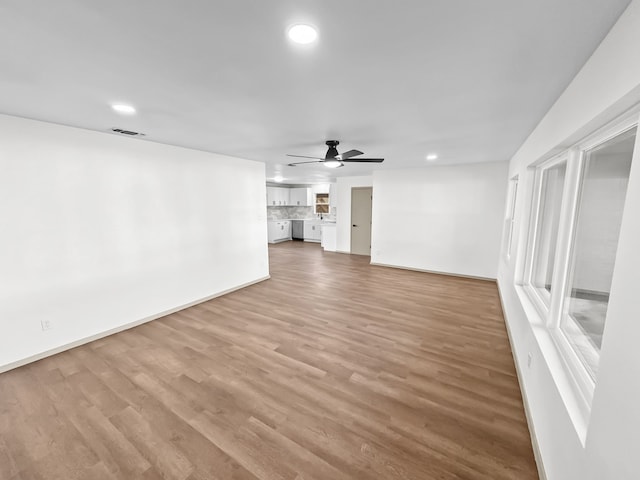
[325,140,339,159]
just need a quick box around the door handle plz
[352,224,358,227]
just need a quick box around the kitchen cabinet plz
[321,224,337,252]
[289,187,311,206]
[267,220,291,243]
[266,187,290,206]
[311,184,330,195]
[266,187,277,206]
[303,220,322,242]
[309,184,332,213]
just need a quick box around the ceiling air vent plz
[111,128,145,136]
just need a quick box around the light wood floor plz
[0,241,537,480]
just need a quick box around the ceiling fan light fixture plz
[287,24,318,44]
[324,160,343,168]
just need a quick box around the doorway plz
[351,187,372,256]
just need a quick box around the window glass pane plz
[315,193,329,214]
[531,161,567,295]
[562,128,636,377]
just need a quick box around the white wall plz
[336,176,372,253]
[498,2,640,479]
[370,162,508,279]
[0,114,269,371]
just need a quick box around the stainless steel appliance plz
[291,220,304,240]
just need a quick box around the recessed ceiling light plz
[273,176,284,183]
[111,104,136,115]
[426,154,438,161]
[287,24,318,44]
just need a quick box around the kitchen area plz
[266,183,337,252]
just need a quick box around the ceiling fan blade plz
[287,160,325,166]
[337,149,364,160]
[286,154,324,160]
[342,158,384,163]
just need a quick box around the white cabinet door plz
[304,221,322,242]
[303,221,313,240]
[277,187,290,206]
[266,187,291,206]
[268,221,291,243]
[266,187,277,206]
[329,183,337,209]
[281,220,291,240]
[290,188,310,206]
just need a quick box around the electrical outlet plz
[41,319,53,331]
[527,353,533,369]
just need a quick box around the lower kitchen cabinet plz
[267,221,291,243]
[303,220,322,242]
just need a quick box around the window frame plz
[555,122,638,387]
[522,153,569,317]
[314,192,329,214]
[504,175,519,260]
[520,106,640,414]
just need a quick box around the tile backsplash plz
[267,206,336,220]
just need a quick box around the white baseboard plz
[0,275,271,374]
[496,279,547,480]
[370,262,496,282]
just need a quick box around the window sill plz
[515,285,592,446]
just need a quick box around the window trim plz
[555,123,638,387]
[504,175,519,260]
[314,192,329,215]
[518,105,640,426]
[522,153,569,317]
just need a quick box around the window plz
[315,193,329,214]
[521,110,638,406]
[526,158,567,306]
[561,127,636,378]
[504,175,519,259]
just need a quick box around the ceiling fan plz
[287,140,384,168]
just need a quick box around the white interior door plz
[351,187,372,256]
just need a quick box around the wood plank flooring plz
[0,241,538,479]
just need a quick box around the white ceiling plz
[0,0,631,184]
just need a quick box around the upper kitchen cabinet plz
[311,184,330,195]
[266,186,290,206]
[309,184,332,214]
[266,187,275,206]
[266,184,334,208]
[289,188,311,206]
